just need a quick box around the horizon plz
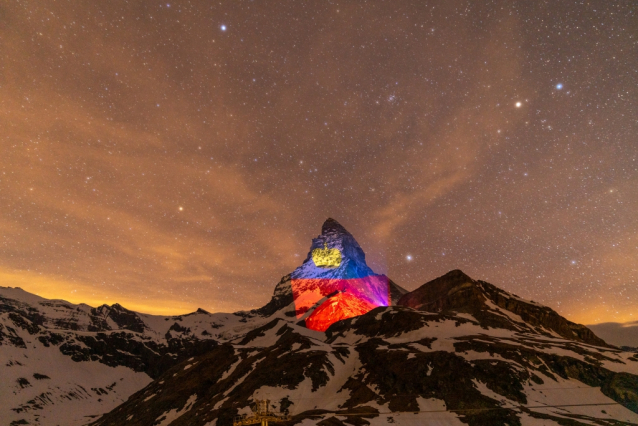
[2,265,634,328]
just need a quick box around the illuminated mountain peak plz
[291,218,375,281]
[290,218,390,331]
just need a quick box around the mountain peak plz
[398,269,610,347]
[287,219,394,331]
[321,217,350,236]
[292,218,374,280]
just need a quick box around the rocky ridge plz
[398,269,608,347]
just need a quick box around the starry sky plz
[1,1,636,324]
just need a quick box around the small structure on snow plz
[233,399,291,426]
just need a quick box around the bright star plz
[556,83,563,90]
[179,207,184,211]
[406,255,413,261]
[515,102,522,108]
[220,25,227,31]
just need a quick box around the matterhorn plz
[2,219,638,426]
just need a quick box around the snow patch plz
[219,357,243,381]
[522,378,638,423]
[213,396,228,409]
[155,393,197,426]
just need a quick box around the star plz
[556,83,563,90]
[406,255,413,261]
[515,101,522,108]
[220,25,227,31]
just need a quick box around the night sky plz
[1,1,636,324]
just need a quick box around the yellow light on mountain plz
[311,243,342,268]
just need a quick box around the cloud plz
[587,321,638,348]
[0,76,298,313]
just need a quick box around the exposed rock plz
[106,303,147,333]
[252,274,294,317]
[398,269,610,347]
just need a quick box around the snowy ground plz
[1,338,151,425]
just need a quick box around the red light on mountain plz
[290,218,392,332]
[304,291,377,332]
[291,275,390,331]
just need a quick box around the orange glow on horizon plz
[0,268,232,316]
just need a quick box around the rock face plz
[398,269,609,347]
[289,218,406,331]
[3,219,638,426]
[292,218,377,281]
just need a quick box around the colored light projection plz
[294,276,390,331]
[291,245,390,331]
[311,243,342,268]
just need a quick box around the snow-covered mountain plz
[2,218,638,425]
[0,283,284,426]
[91,270,638,426]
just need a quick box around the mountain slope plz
[398,269,608,347]
[0,285,291,425]
[91,305,638,426]
[91,269,638,426]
